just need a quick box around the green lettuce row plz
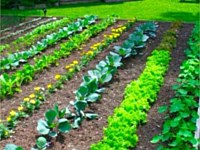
[0,16,115,99]
[91,22,181,150]
[151,23,200,149]
[91,50,171,150]
[0,15,97,72]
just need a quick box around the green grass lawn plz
[1,0,200,22]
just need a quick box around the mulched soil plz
[0,21,193,150]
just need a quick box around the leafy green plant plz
[0,16,97,72]
[37,104,72,137]
[151,23,200,150]
[0,16,115,99]
[4,144,23,150]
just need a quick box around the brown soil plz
[3,20,101,75]
[0,20,127,117]
[133,23,194,150]
[0,17,56,44]
[0,22,193,150]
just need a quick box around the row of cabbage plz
[3,21,157,150]
[0,17,70,55]
[0,15,96,71]
[91,21,181,149]
[0,16,122,140]
[0,15,100,99]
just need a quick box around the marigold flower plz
[55,74,61,80]
[24,97,30,102]
[73,60,78,65]
[69,63,75,67]
[10,110,16,117]
[109,35,113,39]
[6,117,11,122]
[87,51,94,55]
[30,100,36,104]
[47,84,52,89]
[34,87,41,91]
[18,106,24,111]
[65,65,70,69]
[29,94,35,98]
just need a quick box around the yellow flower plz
[65,65,70,69]
[56,62,59,66]
[6,117,11,122]
[73,60,78,65]
[24,97,30,102]
[5,130,9,136]
[10,110,16,117]
[30,100,36,104]
[70,63,75,67]
[111,29,116,32]
[34,87,41,91]
[47,84,52,89]
[29,94,35,98]
[55,74,61,80]
[69,68,74,73]
[109,35,113,39]
[39,96,43,100]
[18,106,24,111]
[87,51,94,55]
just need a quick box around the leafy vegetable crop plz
[151,23,200,150]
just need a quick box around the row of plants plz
[151,23,200,149]
[0,18,55,42]
[0,17,42,34]
[2,20,155,150]
[27,21,157,150]
[0,21,133,141]
[91,22,181,149]
[0,15,97,72]
[1,20,134,149]
[0,16,115,99]
[1,17,71,55]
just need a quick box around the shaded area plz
[160,11,199,22]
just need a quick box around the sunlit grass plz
[1,0,199,22]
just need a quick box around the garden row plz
[2,19,159,150]
[151,23,200,150]
[0,17,56,44]
[0,16,198,150]
[0,15,134,140]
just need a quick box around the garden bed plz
[0,16,196,150]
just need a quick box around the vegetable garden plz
[0,15,199,150]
